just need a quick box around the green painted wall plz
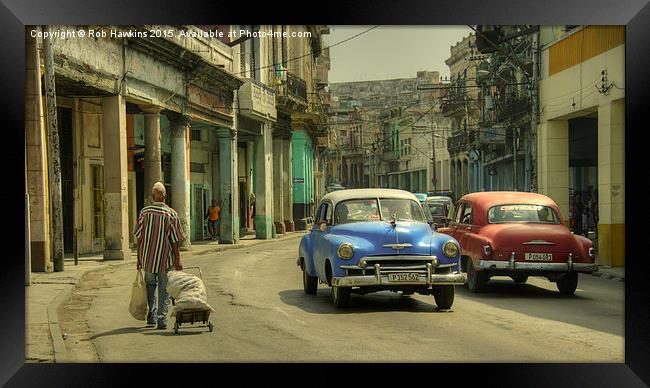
[292,131,309,205]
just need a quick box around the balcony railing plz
[287,72,307,101]
[447,131,469,154]
[238,79,277,121]
[276,72,307,108]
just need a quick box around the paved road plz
[59,235,624,362]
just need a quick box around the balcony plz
[497,96,529,122]
[314,64,329,89]
[447,131,469,155]
[238,79,277,122]
[276,72,308,110]
[479,125,506,145]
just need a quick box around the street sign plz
[293,177,304,184]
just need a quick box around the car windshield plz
[488,204,560,224]
[334,198,426,224]
[427,203,447,217]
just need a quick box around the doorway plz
[58,107,74,253]
[569,116,598,237]
[194,186,208,241]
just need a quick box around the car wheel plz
[434,286,455,310]
[331,286,351,308]
[466,258,487,293]
[302,262,318,295]
[556,272,578,295]
[511,274,529,284]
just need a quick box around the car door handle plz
[466,226,472,231]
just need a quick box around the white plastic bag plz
[128,270,148,320]
[167,271,214,313]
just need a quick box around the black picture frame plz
[2,0,648,386]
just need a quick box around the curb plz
[47,285,74,363]
[44,232,305,362]
[590,271,625,282]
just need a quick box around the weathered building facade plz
[25,24,331,272]
[536,25,625,267]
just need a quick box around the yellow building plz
[537,26,624,267]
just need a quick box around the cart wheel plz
[174,322,179,335]
[208,322,213,332]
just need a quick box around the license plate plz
[524,253,553,261]
[387,273,420,282]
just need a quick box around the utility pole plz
[513,127,518,191]
[430,111,437,192]
[43,25,65,272]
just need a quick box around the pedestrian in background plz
[582,205,590,237]
[205,199,221,241]
[574,193,583,234]
[134,182,184,329]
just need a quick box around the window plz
[454,203,465,223]
[324,203,333,225]
[461,203,473,224]
[190,163,205,173]
[91,165,105,239]
[191,129,202,141]
[488,204,561,224]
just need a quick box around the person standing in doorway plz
[134,182,184,329]
[205,199,221,241]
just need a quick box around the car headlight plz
[337,243,354,260]
[443,241,459,258]
[588,247,595,258]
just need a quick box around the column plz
[25,27,52,272]
[102,95,131,260]
[246,141,254,231]
[292,131,309,230]
[537,120,569,222]
[254,123,274,239]
[168,112,191,251]
[141,105,163,205]
[217,128,239,243]
[597,99,625,267]
[282,134,294,232]
[272,131,285,234]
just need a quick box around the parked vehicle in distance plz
[425,201,450,229]
[426,196,455,227]
[326,183,346,193]
[298,189,465,309]
[414,193,428,204]
[437,192,598,295]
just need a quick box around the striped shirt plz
[134,202,184,273]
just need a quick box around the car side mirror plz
[317,221,328,232]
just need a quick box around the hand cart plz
[170,266,213,334]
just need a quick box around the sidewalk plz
[25,231,306,363]
[589,265,625,282]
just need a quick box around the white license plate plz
[524,253,553,261]
[387,273,420,282]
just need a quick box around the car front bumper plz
[478,259,598,273]
[332,262,465,287]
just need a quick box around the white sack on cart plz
[166,271,214,313]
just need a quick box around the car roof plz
[460,191,556,206]
[321,188,418,205]
[427,196,452,202]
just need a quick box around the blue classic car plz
[297,189,465,309]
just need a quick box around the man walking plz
[205,199,221,241]
[134,182,184,329]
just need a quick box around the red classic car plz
[438,192,597,295]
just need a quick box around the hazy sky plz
[327,26,472,84]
